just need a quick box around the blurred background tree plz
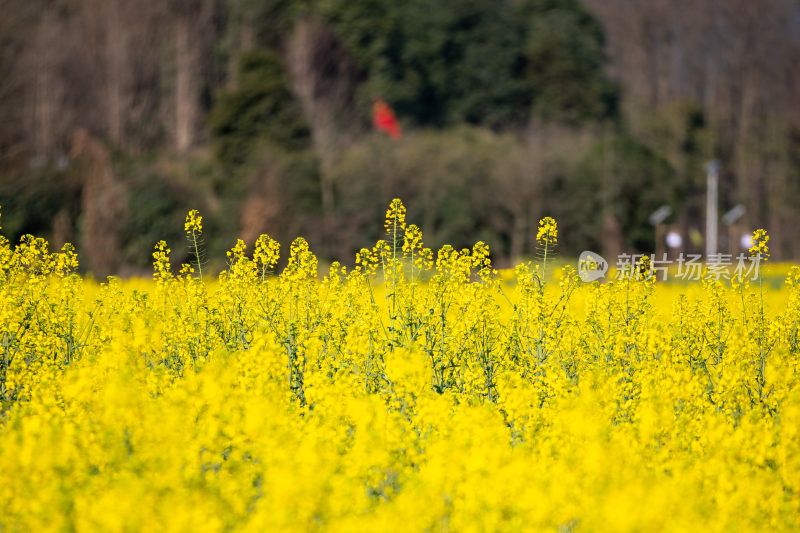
[0,0,798,275]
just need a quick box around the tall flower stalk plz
[185,210,205,281]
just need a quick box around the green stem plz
[191,230,203,281]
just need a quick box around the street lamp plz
[723,204,746,255]
[649,204,672,258]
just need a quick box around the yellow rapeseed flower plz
[184,209,203,234]
[749,228,769,262]
[1,199,799,532]
[384,198,407,235]
[536,216,557,246]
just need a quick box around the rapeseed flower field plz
[1,200,798,532]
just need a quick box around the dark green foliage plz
[318,0,615,128]
[208,50,310,169]
[123,173,192,269]
[284,153,322,216]
[0,163,81,246]
[573,135,676,253]
[522,0,618,123]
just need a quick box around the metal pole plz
[706,160,720,257]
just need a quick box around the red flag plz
[372,98,402,139]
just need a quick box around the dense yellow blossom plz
[0,200,798,532]
[536,216,558,246]
[750,228,770,262]
[184,209,203,234]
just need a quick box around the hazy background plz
[1,0,798,276]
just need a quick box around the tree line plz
[0,0,798,275]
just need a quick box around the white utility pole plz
[706,160,720,257]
